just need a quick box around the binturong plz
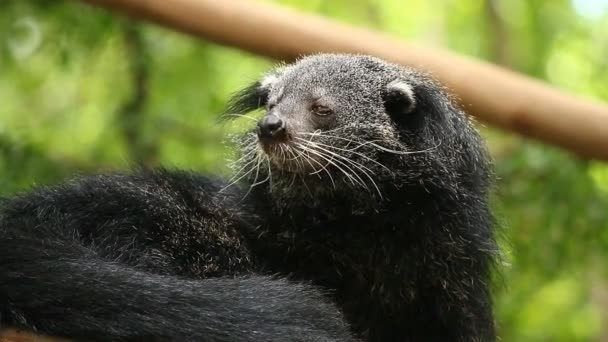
[0,53,497,342]
[226,53,499,341]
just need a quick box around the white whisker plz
[220,150,261,193]
[300,143,369,191]
[293,142,335,189]
[296,137,391,173]
[306,142,383,198]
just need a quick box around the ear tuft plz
[221,81,270,121]
[221,72,281,121]
[383,80,416,120]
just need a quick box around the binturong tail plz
[0,236,355,341]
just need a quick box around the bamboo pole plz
[83,0,608,160]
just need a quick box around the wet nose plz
[257,115,286,143]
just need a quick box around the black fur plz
[222,81,270,120]
[0,170,354,341]
[224,54,498,341]
[0,54,498,341]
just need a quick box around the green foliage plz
[1,0,607,340]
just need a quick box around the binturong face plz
[223,54,489,204]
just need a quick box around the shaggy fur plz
[0,170,354,341]
[0,54,498,341]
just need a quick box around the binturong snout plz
[257,115,287,144]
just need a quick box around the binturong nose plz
[257,115,286,143]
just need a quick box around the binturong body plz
[228,54,498,341]
[0,54,497,342]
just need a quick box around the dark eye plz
[311,103,334,116]
[267,103,276,111]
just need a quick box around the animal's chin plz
[260,142,315,174]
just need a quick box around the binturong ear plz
[382,80,417,122]
[221,73,279,120]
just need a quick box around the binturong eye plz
[311,103,334,117]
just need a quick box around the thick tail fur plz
[0,235,354,341]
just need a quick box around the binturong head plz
[223,54,492,208]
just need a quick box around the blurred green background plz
[1,0,608,340]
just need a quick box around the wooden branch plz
[82,0,608,160]
[0,329,67,342]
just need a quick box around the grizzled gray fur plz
[0,54,498,342]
